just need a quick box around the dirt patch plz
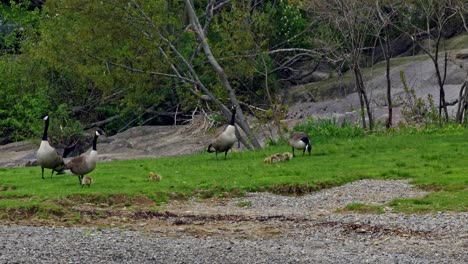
[316,221,438,239]
[131,195,155,206]
[0,179,435,240]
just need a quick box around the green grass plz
[389,191,468,213]
[338,203,385,214]
[0,127,467,217]
[444,33,468,50]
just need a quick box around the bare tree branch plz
[185,0,261,149]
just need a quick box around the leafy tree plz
[308,0,379,130]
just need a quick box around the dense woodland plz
[0,0,467,148]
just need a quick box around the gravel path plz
[1,213,466,264]
[1,180,467,264]
[173,179,429,216]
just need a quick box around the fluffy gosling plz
[281,152,294,161]
[81,176,93,188]
[148,172,162,182]
[264,152,293,164]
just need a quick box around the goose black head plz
[95,129,105,137]
[38,113,49,121]
[92,129,105,151]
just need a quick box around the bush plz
[293,117,364,143]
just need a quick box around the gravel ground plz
[1,213,466,264]
[1,180,467,264]
[174,179,429,217]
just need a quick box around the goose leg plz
[224,151,228,160]
[292,147,295,157]
[41,167,45,179]
[50,170,54,178]
[215,151,218,160]
[302,148,306,156]
[78,175,82,185]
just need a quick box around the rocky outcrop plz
[96,125,209,161]
[0,141,38,167]
[0,125,214,168]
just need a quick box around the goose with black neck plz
[58,129,104,186]
[207,106,239,160]
[36,113,64,179]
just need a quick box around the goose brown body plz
[62,151,98,176]
[288,131,312,157]
[207,106,238,160]
[59,129,103,186]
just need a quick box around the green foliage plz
[0,56,48,140]
[0,0,467,142]
[399,71,439,125]
[252,0,309,48]
[17,0,190,133]
[0,0,41,54]
[293,117,365,144]
[46,104,85,146]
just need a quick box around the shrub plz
[294,117,364,143]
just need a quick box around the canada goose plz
[81,176,93,187]
[58,129,103,186]
[207,106,238,160]
[36,114,64,179]
[288,131,312,157]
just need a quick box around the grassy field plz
[0,125,467,220]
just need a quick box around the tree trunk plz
[358,70,374,131]
[456,79,468,123]
[383,28,393,128]
[432,49,449,123]
[185,0,261,149]
[354,69,367,129]
[353,66,373,130]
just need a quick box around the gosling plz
[81,176,93,188]
[264,152,293,164]
[148,172,162,181]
